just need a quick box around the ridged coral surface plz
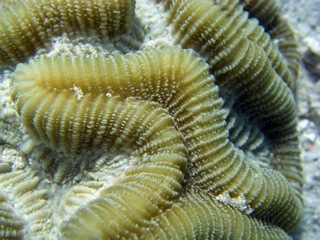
[0,0,302,239]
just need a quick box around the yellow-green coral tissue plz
[0,0,303,239]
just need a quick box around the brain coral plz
[0,0,303,239]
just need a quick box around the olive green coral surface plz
[0,0,303,239]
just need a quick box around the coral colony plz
[0,0,302,239]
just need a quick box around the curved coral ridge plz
[0,0,302,239]
[0,163,50,239]
[0,0,136,68]
[238,0,301,83]
[163,0,302,197]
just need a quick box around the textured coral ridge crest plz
[0,0,303,239]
